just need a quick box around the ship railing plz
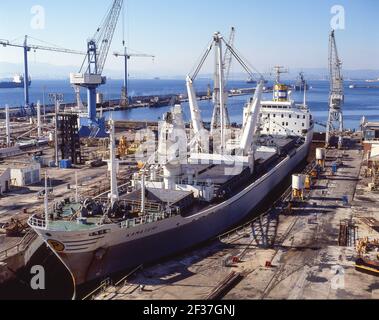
[28,216,47,229]
[118,212,174,230]
[92,181,130,201]
[178,179,220,188]
[0,230,38,260]
[119,199,162,212]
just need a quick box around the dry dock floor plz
[95,139,379,300]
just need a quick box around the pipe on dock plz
[37,101,42,138]
[5,104,11,146]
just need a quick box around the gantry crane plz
[114,48,155,106]
[326,30,344,149]
[0,35,85,115]
[70,0,124,137]
[211,27,235,135]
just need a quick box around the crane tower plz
[70,0,124,137]
[114,48,155,106]
[326,30,344,149]
[0,35,85,115]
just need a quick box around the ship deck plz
[31,136,304,232]
[46,220,98,232]
[179,136,303,217]
[123,188,193,205]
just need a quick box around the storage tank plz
[316,148,326,160]
[316,148,326,168]
[292,174,305,190]
[292,174,306,200]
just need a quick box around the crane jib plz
[89,0,124,75]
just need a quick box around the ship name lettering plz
[89,229,110,237]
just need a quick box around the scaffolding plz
[58,114,82,165]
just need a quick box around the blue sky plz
[0,0,378,77]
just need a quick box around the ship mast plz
[273,66,288,83]
[303,81,307,107]
[75,171,79,203]
[213,32,227,152]
[108,118,119,206]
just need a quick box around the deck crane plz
[211,27,235,135]
[326,30,344,149]
[70,0,124,137]
[187,31,263,154]
[0,35,85,115]
[114,48,155,106]
[224,27,236,86]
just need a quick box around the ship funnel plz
[274,84,289,102]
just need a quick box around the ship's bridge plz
[256,93,312,138]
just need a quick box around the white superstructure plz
[259,100,312,137]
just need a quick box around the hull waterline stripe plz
[63,236,105,244]
[66,242,99,248]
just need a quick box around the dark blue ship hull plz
[0,81,31,89]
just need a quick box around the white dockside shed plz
[9,163,41,187]
[0,168,11,194]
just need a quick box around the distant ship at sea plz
[246,77,268,85]
[246,77,256,84]
[292,72,309,91]
[0,74,31,89]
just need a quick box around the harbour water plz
[0,79,378,130]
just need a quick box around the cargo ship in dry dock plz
[29,32,314,286]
